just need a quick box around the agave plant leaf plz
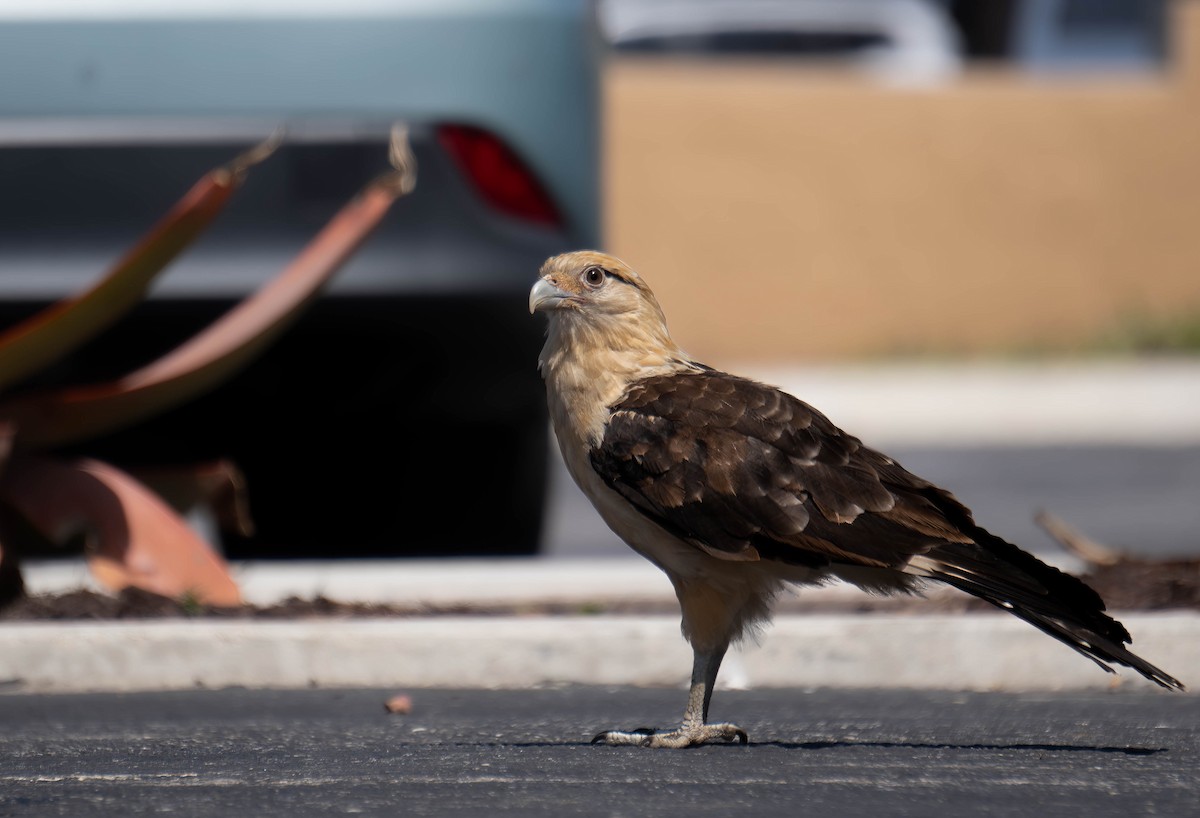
[0,132,282,394]
[0,127,417,449]
[0,420,13,474]
[0,454,241,606]
[0,422,23,605]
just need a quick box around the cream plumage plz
[530,250,1182,749]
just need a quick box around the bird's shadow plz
[757,739,1166,756]
[506,739,1166,756]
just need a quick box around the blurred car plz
[599,0,963,84]
[1008,0,1167,71]
[599,0,1167,77]
[0,0,603,558]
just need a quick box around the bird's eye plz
[582,266,605,288]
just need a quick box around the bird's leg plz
[592,645,748,748]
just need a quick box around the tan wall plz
[603,1,1200,362]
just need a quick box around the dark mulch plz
[1081,559,1200,611]
[0,586,681,621]
[0,558,1196,621]
[0,587,414,621]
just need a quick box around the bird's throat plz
[538,313,685,448]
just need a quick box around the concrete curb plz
[1,612,1193,695]
[11,558,1195,695]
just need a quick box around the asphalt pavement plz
[1,687,1196,817]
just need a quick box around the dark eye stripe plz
[581,265,635,289]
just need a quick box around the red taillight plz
[437,124,562,227]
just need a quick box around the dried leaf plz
[130,460,255,538]
[384,694,414,714]
[1035,509,1123,567]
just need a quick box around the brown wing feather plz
[590,369,974,569]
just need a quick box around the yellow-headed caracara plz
[530,250,1183,749]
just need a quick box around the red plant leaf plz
[0,422,21,604]
[0,454,241,606]
[0,126,417,449]
[0,131,281,393]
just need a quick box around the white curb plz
[1,612,1192,695]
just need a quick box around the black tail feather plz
[920,531,1184,692]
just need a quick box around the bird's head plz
[530,251,692,441]
[529,251,673,346]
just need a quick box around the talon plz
[591,723,748,748]
[591,728,657,746]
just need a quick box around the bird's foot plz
[591,723,749,748]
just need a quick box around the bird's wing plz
[589,369,976,569]
[590,369,1188,690]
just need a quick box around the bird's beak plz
[529,277,569,314]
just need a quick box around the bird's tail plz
[906,530,1184,691]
